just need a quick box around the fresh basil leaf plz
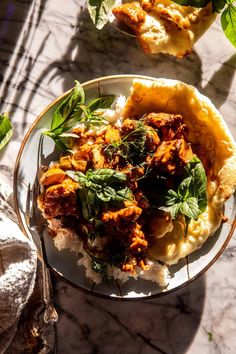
[97,186,133,203]
[172,0,211,7]
[96,186,117,202]
[78,187,98,221]
[160,203,181,219]
[160,156,207,221]
[171,203,182,219]
[87,114,108,127]
[180,197,200,220]
[78,188,90,220]
[185,157,207,212]
[86,181,101,191]
[87,188,98,212]
[178,176,192,199]
[184,156,199,174]
[66,170,87,185]
[74,177,99,221]
[78,105,90,119]
[53,137,72,152]
[88,95,116,113]
[116,187,133,201]
[50,80,85,134]
[87,0,116,30]
[89,168,127,185]
[164,190,179,206]
[66,170,78,181]
[0,113,12,150]
[45,131,76,152]
[221,4,236,48]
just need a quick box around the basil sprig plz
[104,121,148,165]
[49,81,85,135]
[160,157,207,221]
[172,0,236,48]
[87,0,116,29]
[66,168,133,220]
[0,113,13,150]
[221,1,236,47]
[44,81,115,151]
[44,80,85,151]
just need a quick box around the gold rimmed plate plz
[14,75,236,300]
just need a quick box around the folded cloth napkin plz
[0,215,37,351]
[0,180,37,352]
[0,180,55,353]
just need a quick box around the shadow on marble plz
[62,7,203,89]
[18,3,204,118]
[0,1,31,81]
[0,0,47,107]
[201,53,236,109]
[52,273,206,354]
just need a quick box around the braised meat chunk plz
[112,2,146,33]
[40,167,65,186]
[151,138,193,174]
[38,178,79,219]
[102,206,142,223]
[145,112,188,141]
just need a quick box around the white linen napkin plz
[0,180,37,352]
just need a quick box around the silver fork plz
[25,134,58,325]
[25,181,58,324]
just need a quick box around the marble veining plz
[0,0,236,353]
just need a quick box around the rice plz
[53,228,83,253]
[78,255,102,284]
[102,95,126,126]
[53,227,170,286]
[107,261,169,287]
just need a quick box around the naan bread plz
[113,1,217,57]
[122,78,236,264]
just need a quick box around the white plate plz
[14,75,236,300]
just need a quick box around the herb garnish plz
[103,121,148,165]
[43,81,115,151]
[66,168,133,221]
[79,95,115,127]
[87,0,116,29]
[91,258,107,275]
[0,113,12,150]
[160,157,207,223]
[172,0,236,48]
[44,81,84,151]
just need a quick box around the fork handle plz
[42,260,58,324]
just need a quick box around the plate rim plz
[13,74,236,300]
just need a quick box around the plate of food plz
[14,75,236,299]
[86,0,236,57]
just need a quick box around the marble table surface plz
[0,0,236,353]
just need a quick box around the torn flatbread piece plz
[112,1,216,57]
[122,78,236,263]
